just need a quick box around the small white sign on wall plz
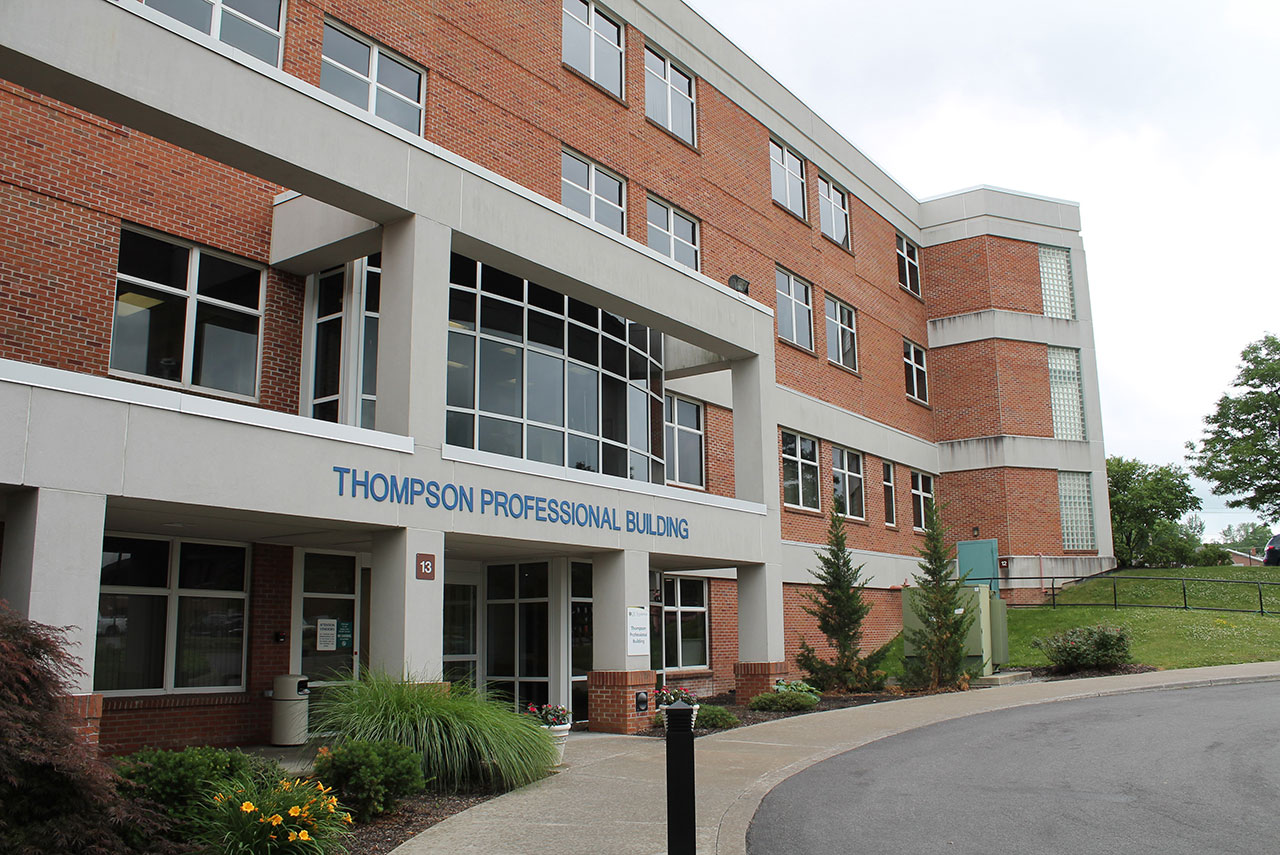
[316,618,338,652]
[626,607,650,656]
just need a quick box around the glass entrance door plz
[442,582,478,684]
[298,552,361,683]
[485,562,549,708]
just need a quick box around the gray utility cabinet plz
[902,585,1008,677]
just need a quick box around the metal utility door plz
[957,539,999,591]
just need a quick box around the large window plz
[446,253,665,483]
[110,228,263,399]
[911,471,934,531]
[1048,346,1087,441]
[832,447,864,519]
[650,573,708,672]
[782,429,820,510]
[825,295,857,371]
[903,339,928,403]
[818,177,850,247]
[644,47,695,144]
[882,461,896,526]
[486,563,550,709]
[306,254,381,428]
[776,269,813,350]
[1059,471,1097,550]
[646,197,699,270]
[320,21,424,134]
[664,394,704,488]
[562,0,623,98]
[1039,245,1076,320]
[144,0,284,65]
[896,234,921,296]
[95,535,248,693]
[561,150,625,234]
[770,140,806,218]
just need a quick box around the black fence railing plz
[966,574,1280,617]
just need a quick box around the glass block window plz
[561,150,625,234]
[1048,346,1087,441]
[824,295,856,370]
[781,429,820,510]
[770,141,806,218]
[832,447,864,519]
[144,0,284,66]
[818,177,849,247]
[644,47,694,144]
[1039,245,1076,320]
[646,197,698,270]
[776,269,813,350]
[1059,471,1096,550]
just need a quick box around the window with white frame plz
[781,429,820,510]
[903,339,928,403]
[1048,346,1087,441]
[446,253,666,483]
[832,447,864,519]
[561,150,625,234]
[110,228,263,399]
[882,461,896,526]
[770,140,806,218]
[664,394,704,488]
[320,21,424,133]
[306,254,381,428]
[1058,471,1096,550]
[562,0,623,98]
[650,573,708,671]
[818,176,850,247]
[646,198,698,270]
[644,47,695,144]
[775,268,813,350]
[824,295,857,371]
[910,471,933,530]
[95,535,248,693]
[1039,245,1076,320]
[896,234,921,296]
[144,0,284,65]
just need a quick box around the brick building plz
[0,0,1113,746]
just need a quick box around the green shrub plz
[1032,624,1132,672]
[694,704,740,729]
[772,679,821,697]
[1193,544,1232,567]
[313,740,425,822]
[747,690,819,712]
[116,746,269,826]
[189,768,352,854]
[309,672,555,793]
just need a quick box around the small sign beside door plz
[626,606,649,656]
[416,553,436,580]
[316,618,338,652]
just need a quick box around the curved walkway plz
[391,662,1280,855]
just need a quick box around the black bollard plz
[665,699,696,854]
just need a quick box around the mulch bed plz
[633,690,908,737]
[1026,663,1158,681]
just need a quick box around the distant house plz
[1228,549,1265,567]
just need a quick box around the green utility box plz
[902,585,1009,677]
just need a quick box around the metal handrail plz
[966,573,1280,617]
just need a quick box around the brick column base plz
[734,661,789,703]
[587,670,657,734]
[63,693,104,746]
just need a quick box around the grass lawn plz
[1007,565,1280,669]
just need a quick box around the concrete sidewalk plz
[391,661,1280,855]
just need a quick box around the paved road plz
[748,682,1280,855]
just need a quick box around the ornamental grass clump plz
[1032,625,1132,673]
[190,770,353,854]
[309,672,555,793]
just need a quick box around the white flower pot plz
[544,722,572,765]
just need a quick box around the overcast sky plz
[688,0,1280,536]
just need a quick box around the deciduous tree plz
[1107,456,1201,567]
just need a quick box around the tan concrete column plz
[369,527,445,680]
[0,487,106,693]
[589,549,654,732]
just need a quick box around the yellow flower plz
[288,831,298,842]
[343,813,353,824]
[299,830,311,841]
[269,814,284,826]
[240,801,256,813]
[289,805,302,817]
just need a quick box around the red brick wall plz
[703,403,735,499]
[922,235,1043,320]
[98,544,294,754]
[940,468,1071,556]
[932,339,1053,442]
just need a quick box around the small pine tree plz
[902,502,976,691]
[795,503,884,692]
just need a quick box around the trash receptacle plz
[271,674,310,746]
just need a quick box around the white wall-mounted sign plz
[316,618,338,652]
[626,607,650,656]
